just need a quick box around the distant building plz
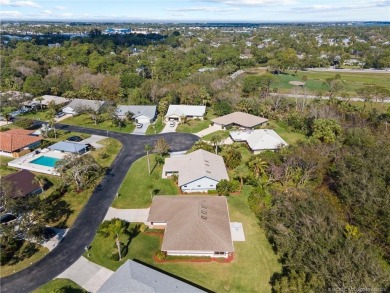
[103,28,131,35]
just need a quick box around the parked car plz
[169,120,176,127]
[0,213,16,224]
[55,111,65,118]
[136,123,143,128]
[67,135,82,142]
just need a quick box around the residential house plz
[98,260,206,293]
[62,99,105,115]
[1,170,42,198]
[115,105,157,123]
[162,149,229,193]
[34,95,69,107]
[212,112,268,130]
[165,105,206,122]
[48,141,89,154]
[0,129,42,157]
[230,129,288,153]
[148,196,234,258]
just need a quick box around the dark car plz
[55,111,65,118]
[67,136,82,142]
[0,213,16,224]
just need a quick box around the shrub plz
[208,190,218,195]
[155,250,167,261]
[139,223,148,232]
[110,252,119,261]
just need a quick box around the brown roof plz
[212,112,268,128]
[2,170,41,197]
[0,130,42,152]
[148,196,234,253]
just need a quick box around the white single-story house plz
[115,105,157,123]
[148,196,234,258]
[212,112,268,130]
[62,99,106,115]
[230,129,288,153]
[98,260,206,293]
[165,105,206,122]
[35,95,69,107]
[162,149,229,193]
[48,141,89,154]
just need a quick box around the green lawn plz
[61,114,135,133]
[88,189,280,293]
[0,156,18,177]
[0,242,49,277]
[249,69,390,96]
[34,278,87,293]
[266,120,307,145]
[201,130,230,141]
[20,110,50,121]
[146,116,165,135]
[113,155,178,209]
[176,111,216,134]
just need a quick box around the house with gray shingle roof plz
[62,99,106,115]
[98,260,206,293]
[148,196,234,258]
[115,105,157,123]
[165,105,206,122]
[162,149,229,193]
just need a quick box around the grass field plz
[176,112,216,134]
[61,114,135,134]
[0,156,18,177]
[266,120,307,145]
[34,278,87,293]
[0,242,49,277]
[246,69,390,96]
[87,188,280,293]
[201,130,230,141]
[112,155,178,209]
[146,116,165,135]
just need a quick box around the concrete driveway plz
[195,125,221,137]
[80,135,106,149]
[132,123,149,135]
[161,121,178,133]
[56,256,113,293]
[104,207,150,224]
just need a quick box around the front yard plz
[34,278,87,293]
[176,111,216,134]
[112,155,178,209]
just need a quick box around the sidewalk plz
[195,125,220,138]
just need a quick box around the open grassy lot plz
[247,69,390,96]
[0,155,18,177]
[176,111,216,134]
[201,130,230,141]
[146,116,165,135]
[88,188,280,293]
[34,278,87,293]
[61,114,135,134]
[266,120,307,145]
[112,155,178,209]
[0,242,49,277]
[20,110,50,121]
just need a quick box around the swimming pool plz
[30,156,60,168]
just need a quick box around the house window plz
[183,185,187,188]
[197,185,201,187]
[215,252,225,255]
[210,185,213,187]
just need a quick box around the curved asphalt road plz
[0,123,199,293]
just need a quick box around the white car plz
[136,123,143,128]
[169,121,176,127]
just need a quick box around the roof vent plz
[201,215,207,220]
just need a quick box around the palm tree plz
[48,118,57,139]
[36,96,44,111]
[210,134,224,154]
[233,165,249,190]
[100,219,127,260]
[33,175,47,192]
[248,156,268,178]
[145,144,153,175]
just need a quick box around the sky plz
[1,0,390,22]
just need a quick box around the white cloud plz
[0,0,41,8]
[202,0,295,6]
[54,6,67,10]
[167,6,239,13]
[292,0,390,13]
[0,10,22,17]
[40,9,52,15]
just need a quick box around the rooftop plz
[212,112,268,128]
[166,105,206,117]
[230,129,288,151]
[1,169,40,198]
[48,141,88,153]
[98,260,205,293]
[0,130,42,152]
[116,105,157,118]
[163,149,229,186]
[148,196,234,253]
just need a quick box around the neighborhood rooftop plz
[98,260,205,293]
[64,98,105,112]
[1,169,40,198]
[230,129,288,151]
[148,196,234,253]
[163,149,229,186]
[212,112,268,128]
[166,105,206,117]
[48,141,88,153]
[116,105,157,118]
[0,130,42,153]
[35,95,69,105]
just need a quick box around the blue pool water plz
[30,156,60,167]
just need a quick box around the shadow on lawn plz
[121,224,141,257]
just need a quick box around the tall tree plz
[144,144,153,175]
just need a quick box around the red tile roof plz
[0,130,42,152]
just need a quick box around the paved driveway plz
[1,123,199,293]
[56,256,114,293]
[132,122,149,135]
[161,121,178,133]
[80,135,106,149]
[104,207,150,223]
[195,125,221,137]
